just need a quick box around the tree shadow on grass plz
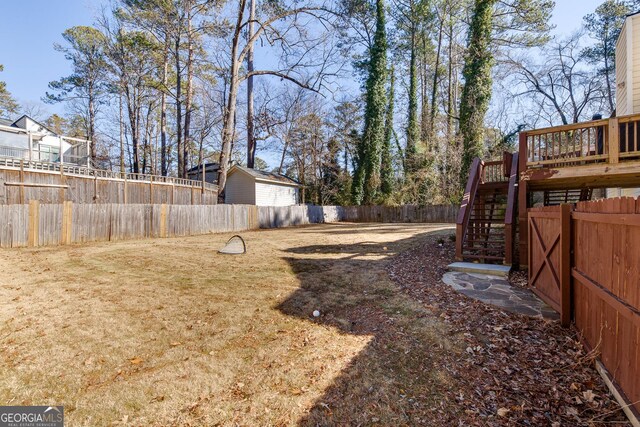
[276,228,462,426]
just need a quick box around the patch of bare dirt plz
[388,236,629,426]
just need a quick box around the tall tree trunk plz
[458,0,496,187]
[218,0,247,203]
[429,17,445,152]
[88,86,96,164]
[119,93,125,172]
[352,0,388,205]
[246,0,256,168]
[446,11,455,143]
[175,35,183,178]
[124,83,140,174]
[420,35,429,152]
[405,21,419,173]
[183,1,193,178]
[160,36,169,176]
[279,135,289,174]
[604,39,614,113]
[380,65,394,197]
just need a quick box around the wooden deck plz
[519,114,640,190]
[518,113,640,267]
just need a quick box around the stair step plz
[469,217,506,221]
[463,241,505,246]
[447,262,510,277]
[462,254,505,261]
[463,247,505,253]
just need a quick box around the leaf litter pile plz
[387,236,629,426]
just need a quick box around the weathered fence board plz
[0,167,217,205]
[0,203,457,249]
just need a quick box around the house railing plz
[0,144,88,166]
[522,113,640,168]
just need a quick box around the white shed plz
[224,165,301,206]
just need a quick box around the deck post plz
[518,132,529,269]
[59,136,64,174]
[608,117,619,164]
[28,132,33,163]
[86,139,91,168]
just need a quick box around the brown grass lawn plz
[0,223,456,426]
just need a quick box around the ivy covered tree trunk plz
[352,0,388,205]
[405,26,419,174]
[459,0,496,187]
[380,65,395,198]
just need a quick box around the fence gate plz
[527,204,571,325]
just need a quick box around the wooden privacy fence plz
[342,204,458,223]
[0,161,218,205]
[0,203,458,248]
[528,197,640,416]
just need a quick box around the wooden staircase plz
[456,153,519,265]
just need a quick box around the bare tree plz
[506,32,606,127]
[216,1,342,203]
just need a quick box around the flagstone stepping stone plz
[442,271,559,320]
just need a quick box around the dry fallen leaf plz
[130,357,143,365]
[170,342,181,347]
[583,390,596,403]
[497,407,510,417]
[566,407,579,417]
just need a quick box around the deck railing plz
[481,160,508,183]
[522,113,640,167]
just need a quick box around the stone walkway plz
[442,271,559,320]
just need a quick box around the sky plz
[0,0,606,119]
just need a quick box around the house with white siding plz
[0,114,90,166]
[608,11,640,198]
[224,165,301,206]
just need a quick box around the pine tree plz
[458,0,496,187]
[380,65,395,198]
[0,64,19,117]
[352,0,388,205]
[46,26,109,163]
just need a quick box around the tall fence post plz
[27,200,39,247]
[61,201,73,245]
[560,203,572,327]
[19,159,25,205]
[160,204,168,238]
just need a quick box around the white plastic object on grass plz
[313,310,320,317]
[219,235,246,254]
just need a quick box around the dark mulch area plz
[387,235,629,426]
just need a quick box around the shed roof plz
[228,165,301,187]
